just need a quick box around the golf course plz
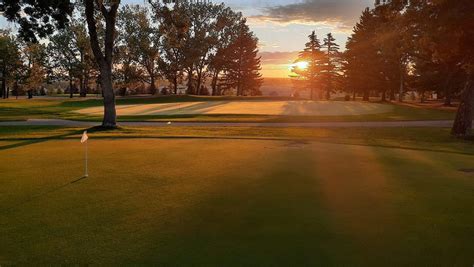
[1,97,473,266]
[2,0,474,264]
[75,100,393,116]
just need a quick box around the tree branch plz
[85,0,105,66]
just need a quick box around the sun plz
[295,61,309,70]
[290,61,309,72]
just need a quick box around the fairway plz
[75,100,393,116]
[1,138,473,265]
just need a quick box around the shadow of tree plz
[149,101,230,115]
[0,129,87,151]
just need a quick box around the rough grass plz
[1,138,473,265]
[0,96,455,122]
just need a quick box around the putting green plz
[1,138,473,265]
[75,101,393,116]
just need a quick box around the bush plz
[344,95,351,101]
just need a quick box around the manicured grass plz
[1,137,473,265]
[1,126,473,154]
[0,96,455,122]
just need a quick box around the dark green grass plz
[0,96,455,122]
[1,138,473,265]
[1,126,473,155]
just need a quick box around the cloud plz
[260,51,300,65]
[251,0,372,30]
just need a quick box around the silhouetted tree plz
[0,31,22,99]
[321,33,341,100]
[293,31,324,100]
[222,20,262,96]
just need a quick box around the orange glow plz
[293,61,309,70]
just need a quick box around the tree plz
[293,31,324,100]
[23,43,47,99]
[48,29,81,98]
[70,21,96,97]
[344,8,383,101]
[222,20,263,96]
[118,5,160,94]
[154,1,188,94]
[372,1,410,102]
[3,0,120,127]
[406,0,474,137]
[0,31,22,99]
[208,6,243,96]
[84,0,120,127]
[154,1,251,96]
[321,33,341,100]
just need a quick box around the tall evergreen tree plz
[293,31,324,100]
[321,33,340,100]
[344,8,383,101]
[223,20,263,96]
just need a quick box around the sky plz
[0,0,375,78]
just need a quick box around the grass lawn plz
[1,127,473,265]
[0,96,456,122]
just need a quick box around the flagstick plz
[84,139,88,178]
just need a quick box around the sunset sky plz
[0,0,375,78]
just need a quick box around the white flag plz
[81,131,89,143]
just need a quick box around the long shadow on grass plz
[136,144,342,265]
[1,175,88,215]
[0,129,86,151]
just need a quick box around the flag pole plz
[81,130,89,178]
[85,138,88,178]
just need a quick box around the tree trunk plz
[398,64,404,102]
[444,85,452,106]
[443,68,456,106]
[173,75,178,95]
[352,90,356,101]
[381,90,387,102]
[1,69,5,99]
[196,71,202,96]
[1,80,5,99]
[69,75,74,98]
[79,77,85,97]
[451,76,473,137]
[390,88,396,101]
[363,90,369,101]
[100,66,117,127]
[211,71,219,96]
[14,80,18,99]
[150,75,156,95]
[237,80,241,96]
[85,0,119,128]
[187,68,194,94]
[83,73,89,97]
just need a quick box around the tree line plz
[1,0,263,125]
[292,0,474,137]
